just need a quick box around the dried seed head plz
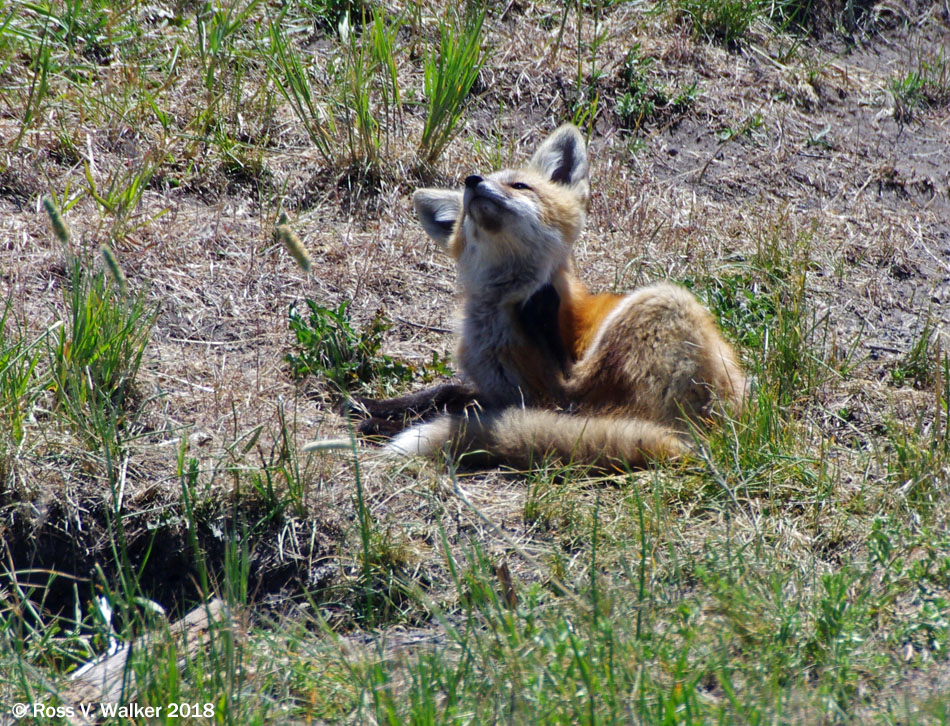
[100,244,127,295]
[278,224,311,273]
[43,198,70,244]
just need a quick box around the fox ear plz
[413,189,462,249]
[529,124,589,199]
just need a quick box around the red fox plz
[383,124,746,469]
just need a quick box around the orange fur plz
[552,269,625,360]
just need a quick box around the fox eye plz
[509,182,533,191]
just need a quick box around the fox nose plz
[465,175,483,189]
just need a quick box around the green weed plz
[351,443,418,628]
[48,255,157,625]
[286,298,451,393]
[616,42,698,132]
[369,7,403,156]
[338,13,379,169]
[268,4,407,172]
[286,299,412,392]
[687,224,845,414]
[891,47,950,122]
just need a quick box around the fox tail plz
[385,408,687,470]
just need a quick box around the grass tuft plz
[48,253,156,445]
[671,0,764,48]
[891,46,950,122]
[418,4,486,168]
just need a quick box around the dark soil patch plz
[1,488,344,623]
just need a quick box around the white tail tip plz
[385,419,453,458]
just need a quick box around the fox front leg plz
[518,282,570,375]
[487,282,572,409]
[348,382,480,437]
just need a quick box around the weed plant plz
[286,296,451,394]
[616,43,698,132]
[286,299,412,392]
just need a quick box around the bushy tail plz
[385,408,687,470]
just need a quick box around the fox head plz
[413,124,590,289]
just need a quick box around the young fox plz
[386,124,746,469]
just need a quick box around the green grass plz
[892,321,939,389]
[765,0,876,35]
[891,46,950,122]
[0,299,46,448]
[665,0,883,47]
[338,5,405,170]
[265,11,338,165]
[671,0,764,48]
[196,502,950,724]
[51,256,152,402]
[418,3,486,168]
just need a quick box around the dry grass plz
[1,0,950,722]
